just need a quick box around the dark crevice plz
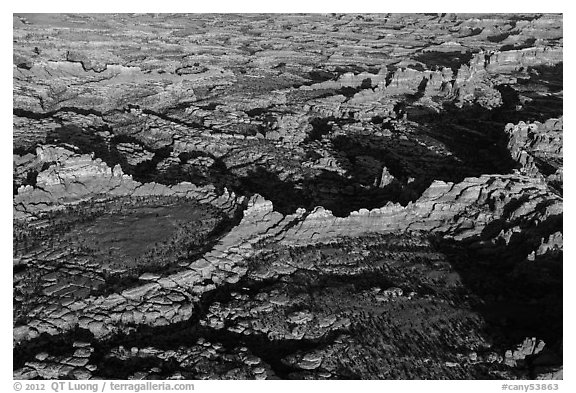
[500,38,537,52]
[414,51,475,73]
[305,117,334,142]
[14,327,96,371]
[487,32,513,43]
[14,107,107,119]
[140,109,205,130]
[46,124,124,170]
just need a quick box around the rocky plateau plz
[13,13,563,380]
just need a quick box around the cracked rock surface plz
[13,13,562,380]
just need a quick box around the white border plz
[2,3,571,391]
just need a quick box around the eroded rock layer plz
[13,13,562,380]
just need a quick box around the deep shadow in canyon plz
[430,211,563,377]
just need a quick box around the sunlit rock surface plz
[13,13,562,380]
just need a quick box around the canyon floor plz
[12,13,563,380]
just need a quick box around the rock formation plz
[13,13,562,380]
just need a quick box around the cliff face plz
[13,13,562,380]
[505,118,563,193]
